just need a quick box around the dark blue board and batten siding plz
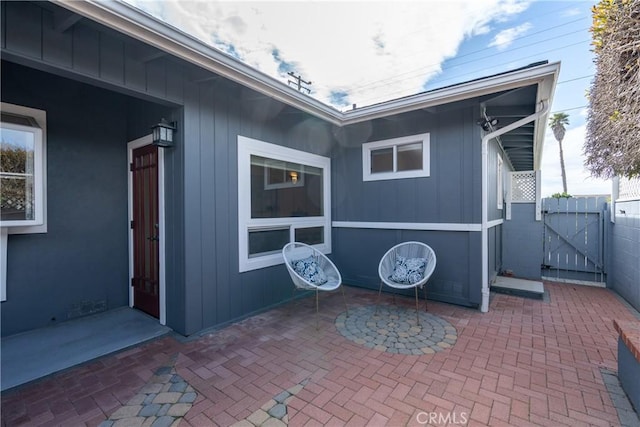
[332,106,484,307]
[0,61,173,336]
[2,0,500,336]
[1,1,186,106]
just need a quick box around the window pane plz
[1,126,35,221]
[251,155,323,218]
[295,227,324,245]
[370,147,393,173]
[248,228,290,257]
[397,142,422,171]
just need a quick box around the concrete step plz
[491,276,545,300]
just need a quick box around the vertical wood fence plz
[541,196,608,285]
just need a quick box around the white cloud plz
[488,22,532,50]
[541,124,611,197]
[124,0,533,108]
[562,8,582,17]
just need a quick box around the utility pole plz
[287,72,312,94]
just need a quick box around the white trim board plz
[332,221,482,232]
[237,135,332,272]
[127,135,166,325]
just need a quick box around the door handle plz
[147,236,159,241]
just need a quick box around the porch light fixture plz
[290,171,298,184]
[152,118,176,148]
[477,117,499,132]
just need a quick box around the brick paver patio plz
[1,282,639,426]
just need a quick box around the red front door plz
[131,144,160,318]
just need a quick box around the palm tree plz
[549,112,570,194]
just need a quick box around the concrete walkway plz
[1,283,639,426]
[1,307,170,391]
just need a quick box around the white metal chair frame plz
[376,241,437,325]
[282,242,349,328]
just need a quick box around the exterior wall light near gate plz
[152,118,176,148]
[476,117,499,132]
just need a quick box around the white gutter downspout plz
[480,99,549,312]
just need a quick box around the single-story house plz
[0,0,559,337]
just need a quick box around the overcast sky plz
[124,0,611,197]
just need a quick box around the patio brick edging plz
[613,319,640,417]
[614,319,640,363]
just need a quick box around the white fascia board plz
[533,64,560,170]
[57,1,560,129]
[341,62,562,126]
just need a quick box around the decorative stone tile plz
[166,403,191,417]
[246,409,270,425]
[110,405,143,419]
[153,393,182,404]
[241,378,309,425]
[335,305,457,354]
[102,356,197,427]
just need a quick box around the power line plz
[551,105,589,114]
[353,39,591,106]
[317,19,590,95]
[557,75,593,85]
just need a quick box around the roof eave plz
[55,1,560,131]
[56,0,345,125]
[342,62,561,126]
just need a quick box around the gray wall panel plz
[123,46,147,94]
[1,63,132,335]
[72,25,100,77]
[162,107,186,334]
[199,83,218,328]
[4,2,41,60]
[502,203,543,279]
[3,2,186,107]
[41,8,73,67]
[99,35,125,85]
[436,110,465,223]
[334,106,481,225]
[333,228,480,307]
[610,200,640,312]
[1,1,5,50]
[487,139,507,221]
[146,60,167,99]
[165,60,185,104]
[182,83,204,335]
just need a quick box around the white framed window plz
[238,135,331,272]
[497,153,504,209]
[362,133,430,181]
[1,103,47,232]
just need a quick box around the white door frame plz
[127,135,166,325]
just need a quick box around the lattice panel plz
[511,171,536,202]
[619,177,640,200]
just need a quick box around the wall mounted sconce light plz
[476,117,499,132]
[290,171,298,184]
[152,118,177,148]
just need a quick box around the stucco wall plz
[610,200,640,312]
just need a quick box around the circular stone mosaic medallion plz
[335,305,457,355]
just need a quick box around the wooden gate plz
[541,196,607,284]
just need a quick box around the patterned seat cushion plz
[292,256,328,285]
[389,256,427,285]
